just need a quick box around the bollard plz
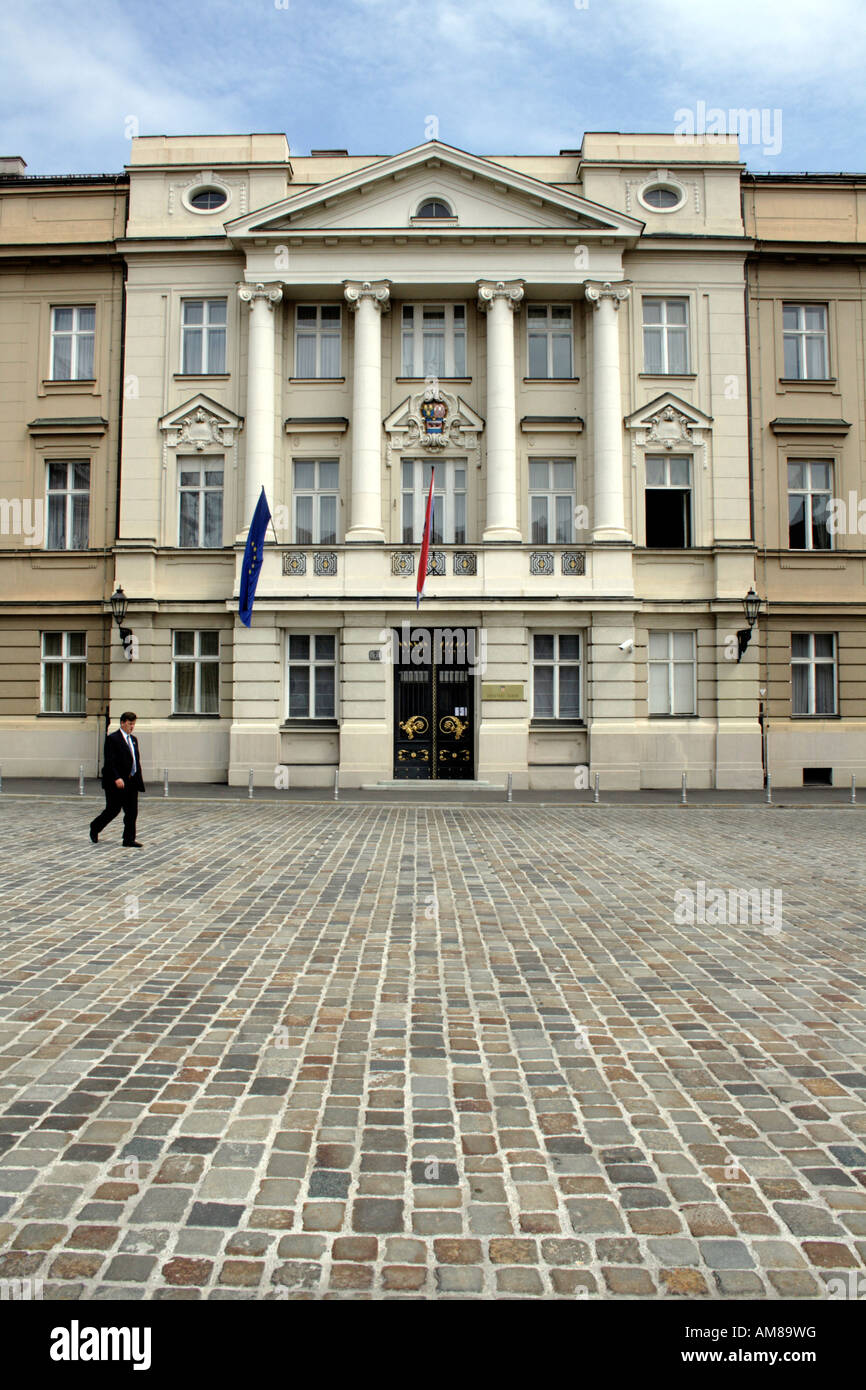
[851,773,857,805]
[163,768,169,798]
[593,772,600,804]
[765,772,772,805]
[79,764,85,797]
[248,767,254,800]
[506,772,513,804]
[681,771,687,805]
[333,767,339,801]
[0,765,3,793]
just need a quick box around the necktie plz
[125,733,136,775]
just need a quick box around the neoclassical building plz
[98,130,760,790]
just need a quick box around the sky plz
[2,0,865,176]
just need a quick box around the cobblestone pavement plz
[1,799,865,1301]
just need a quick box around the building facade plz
[101,130,760,790]
[0,159,127,776]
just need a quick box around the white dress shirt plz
[123,731,137,776]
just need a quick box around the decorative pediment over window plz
[624,392,713,470]
[158,394,244,450]
[384,378,484,461]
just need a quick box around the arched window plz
[188,187,228,211]
[416,198,453,219]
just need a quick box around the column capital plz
[238,281,283,309]
[343,279,391,312]
[476,279,524,312]
[584,280,631,310]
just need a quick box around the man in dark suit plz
[89,711,145,847]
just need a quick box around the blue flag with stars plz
[239,487,271,627]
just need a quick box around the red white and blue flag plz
[416,468,435,609]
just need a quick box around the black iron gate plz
[393,627,475,779]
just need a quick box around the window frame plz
[294,304,342,378]
[782,302,830,381]
[642,296,691,375]
[286,632,339,721]
[180,297,228,376]
[525,304,574,379]
[531,632,583,721]
[172,630,221,716]
[791,632,837,717]
[528,458,576,544]
[401,303,466,377]
[648,630,697,716]
[45,458,90,550]
[401,458,467,545]
[787,459,834,551]
[644,454,693,548]
[177,455,225,549]
[49,304,96,382]
[40,630,87,714]
[292,459,340,544]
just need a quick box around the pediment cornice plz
[158,394,244,449]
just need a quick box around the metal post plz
[506,772,513,803]
[0,766,3,793]
[765,771,772,805]
[248,767,254,800]
[593,772,600,804]
[681,771,687,805]
[163,768,169,798]
[333,767,339,801]
[79,764,85,797]
[851,773,856,805]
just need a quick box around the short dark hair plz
[119,711,138,723]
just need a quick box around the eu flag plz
[239,487,271,627]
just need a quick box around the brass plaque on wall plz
[482,683,525,701]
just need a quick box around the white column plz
[585,280,631,542]
[344,279,390,542]
[477,279,523,542]
[238,281,283,525]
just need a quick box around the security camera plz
[618,638,634,653]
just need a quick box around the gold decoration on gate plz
[399,715,429,739]
[439,715,467,741]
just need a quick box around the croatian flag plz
[416,468,435,609]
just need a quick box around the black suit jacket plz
[101,729,146,793]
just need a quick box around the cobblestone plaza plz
[1,799,865,1300]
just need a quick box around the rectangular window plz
[46,460,90,549]
[50,305,95,381]
[526,304,573,378]
[295,305,342,377]
[293,460,339,544]
[788,460,833,550]
[532,633,581,719]
[178,457,224,547]
[648,630,696,715]
[402,304,466,376]
[172,630,220,715]
[529,459,575,543]
[645,455,692,547]
[181,299,227,374]
[401,458,466,544]
[782,303,828,379]
[792,632,837,715]
[41,630,86,713]
[642,297,689,374]
[287,633,336,718]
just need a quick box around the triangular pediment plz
[226,141,643,240]
[159,394,243,449]
[384,382,485,459]
[625,393,713,444]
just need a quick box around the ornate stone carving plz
[476,279,524,312]
[624,393,713,473]
[452,551,477,576]
[238,282,283,310]
[384,377,484,459]
[282,552,307,576]
[343,280,391,312]
[642,404,699,450]
[584,281,631,310]
[313,552,338,576]
[530,552,554,576]
[561,551,586,576]
[159,394,243,451]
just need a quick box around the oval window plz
[189,187,228,211]
[416,198,453,218]
[642,185,682,210]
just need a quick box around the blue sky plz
[2,0,865,176]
